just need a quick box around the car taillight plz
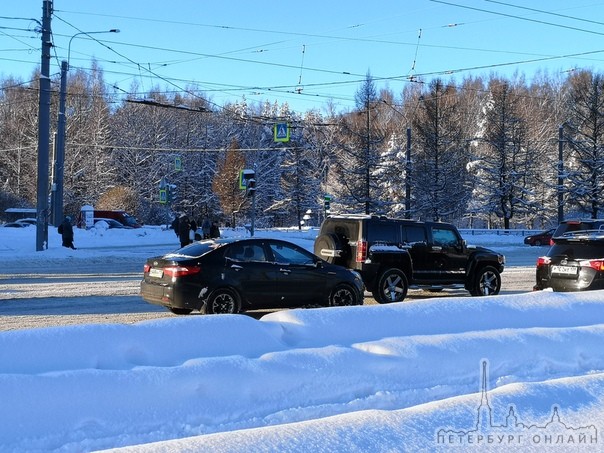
[586,260,604,271]
[143,263,151,273]
[356,241,367,262]
[536,256,550,268]
[163,266,201,278]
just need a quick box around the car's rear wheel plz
[373,268,408,303]
[169,307,193,315]
[207,288,240,314]
[470,266,501,296]
[328,284,361,307]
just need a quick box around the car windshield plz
[549,242,604,260]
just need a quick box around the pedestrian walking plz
[58,215,76,249]
[210,221,221,239]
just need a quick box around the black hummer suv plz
[314,215,505,303]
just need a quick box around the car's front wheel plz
[373,268,408,303]
[328,284,361,307]
[207,288,240,314]
[470,266,501,296]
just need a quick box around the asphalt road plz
[0,263,538,331]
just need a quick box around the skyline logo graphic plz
[436,360,598,447]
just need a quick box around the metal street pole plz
[36,0,52,251]
[51,59,67,226]
[51,29,119,226]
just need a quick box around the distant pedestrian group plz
[172,213,220,248]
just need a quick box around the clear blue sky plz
[1,0,603,114]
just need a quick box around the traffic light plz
[324,195,331,213]
[246,178,256,197]
[240,169,256,197]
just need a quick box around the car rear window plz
[549,242,604,259]
[323,220,359,241]
[555,221,604,236]
[169,241,224,257]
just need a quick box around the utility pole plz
[36,0,52,251]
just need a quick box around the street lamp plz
[51,29,119,226]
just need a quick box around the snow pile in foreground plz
[1,291,603,452]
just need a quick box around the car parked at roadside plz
[314,215,505,303]
[535,230,604,292]
[523,228,555,246]
[94,218,132,229]
[140,238,364,315]
[3,219,36,228]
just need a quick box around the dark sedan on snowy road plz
[140,238,364,315]
[523,228,555,246]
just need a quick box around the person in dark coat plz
[178,215,191,248]
[210,221,220,239]
[58,215,76,249]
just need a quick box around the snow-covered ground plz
[0,224,602,452]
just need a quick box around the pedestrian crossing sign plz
[274,122,290,142]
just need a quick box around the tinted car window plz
[555,221,604,236]
[549,242,604,259]
[367,222,399,243]
[432,228,460,247]
[335,222,358,241]
[226,243,267,262]
[403,225,426,244]
[169,241,223,257]
[269,243,314,265]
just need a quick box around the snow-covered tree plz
[564,70,604,218]
[412,79,469,222]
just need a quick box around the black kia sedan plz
[534,232,604,292]
[141,238,364,315]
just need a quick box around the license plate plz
[551,265,578,276]
[149,268,164,278]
